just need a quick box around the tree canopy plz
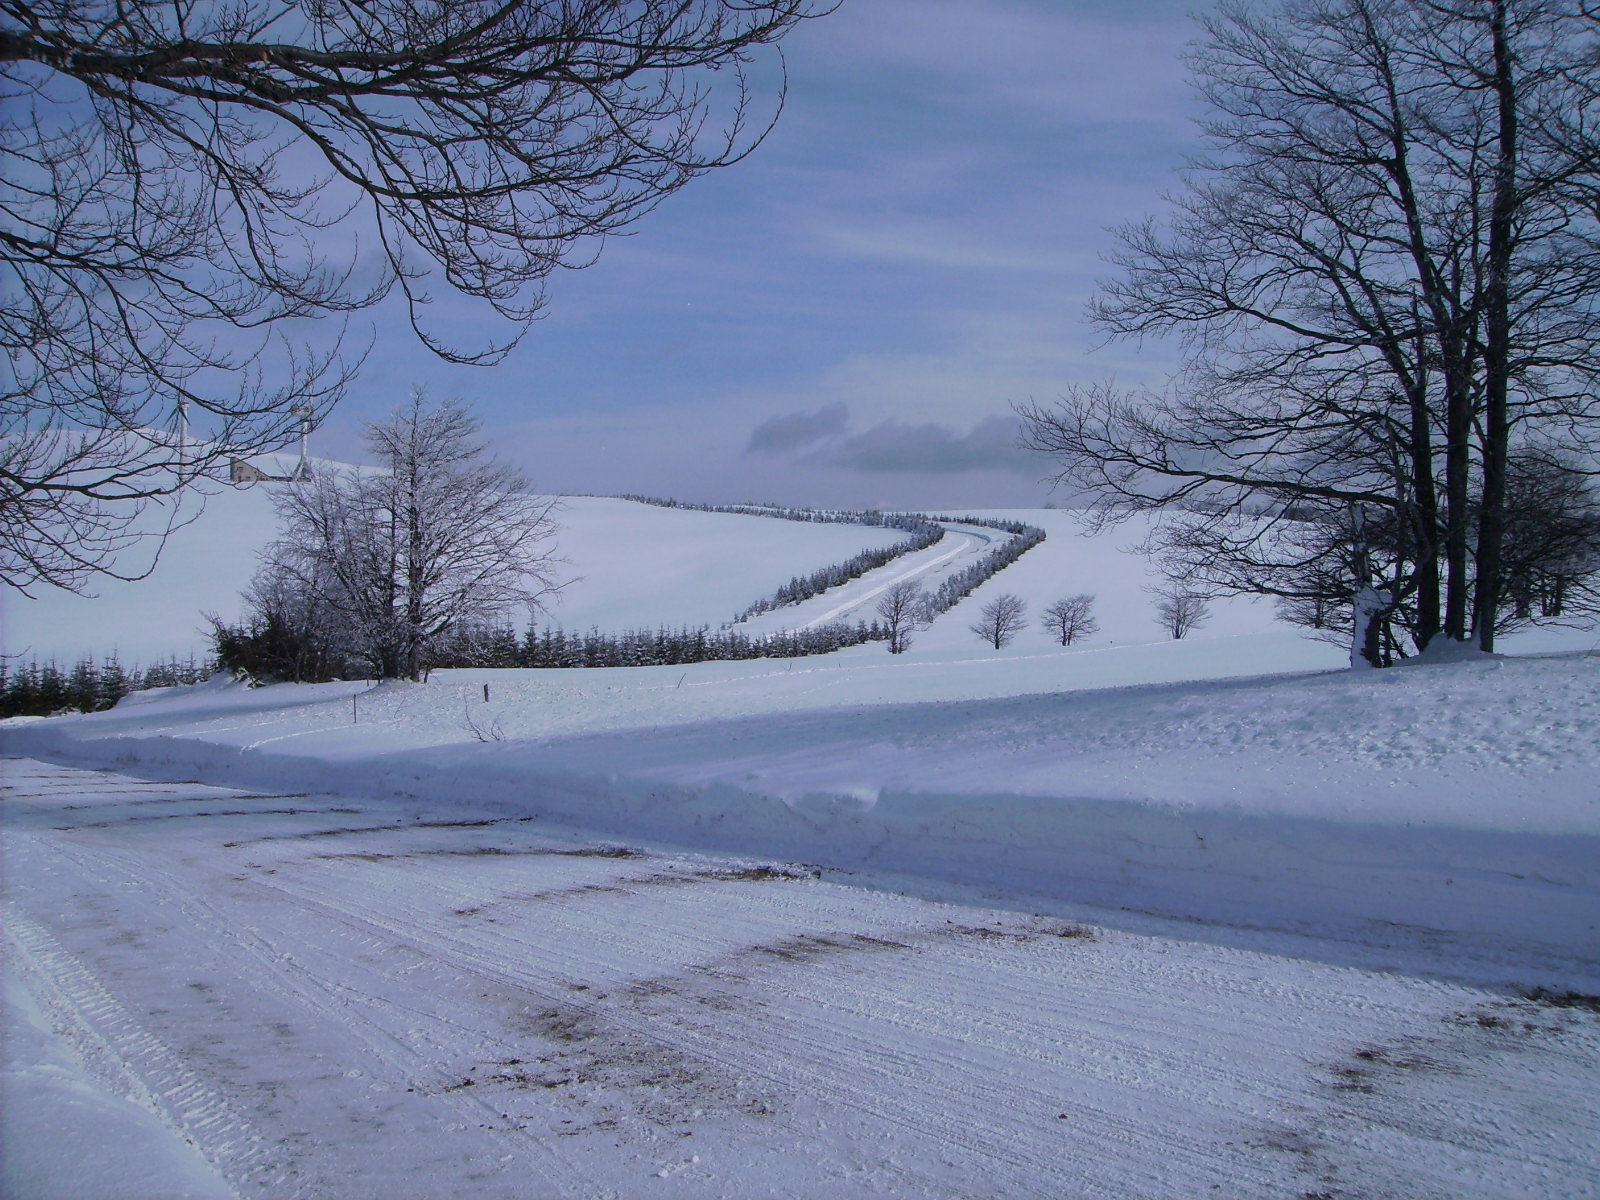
[1023,0,1600,661]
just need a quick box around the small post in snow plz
[352,693,358,724]
[1347,502,1388,670]
[1350,585,1392,671]
[483,683,490,703]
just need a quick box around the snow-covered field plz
[0,488,909,666]
[4,484,1598,1198]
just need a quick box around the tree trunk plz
[1473,0,1517,654]
[1407,378,1442,649]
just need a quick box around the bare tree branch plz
[2,0,829,592]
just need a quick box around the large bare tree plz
[2,0,825,594]
[264,390,558,681]
[1022,0,1600,661]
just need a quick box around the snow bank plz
[8,649,1596,982]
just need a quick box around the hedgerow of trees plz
[737,525,944,621]
[616,496,947,621]
[920,520,1047,617]
[2,0,828,594]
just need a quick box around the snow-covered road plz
[733,520,1004,635]
[5,757,1596,1199]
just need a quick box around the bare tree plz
[876,579,929,655]
[970,593,1026,649]
[1152,584,1209,640]
[264,391,558,680]
[1020,0,1600,662]
[2,0,827,593]
[1498,452,1600,629]
[207,562,344,684]
[1041,594,1098,646]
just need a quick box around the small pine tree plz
[36,661,69,713]
[67,658,100,712]
[7,661,39,716]
[99,655,131,707]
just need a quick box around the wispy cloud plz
[817,415,1033,475]
[745,406,1037,476]
[811,220,1091,274]
[746,402,850,453]
[823,0,1197,129]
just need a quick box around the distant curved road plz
[736,521,1002,634]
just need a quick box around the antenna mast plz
[291,404,311,478]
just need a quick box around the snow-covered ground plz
[6,757,1597,1200]
[4,485,1598,1198]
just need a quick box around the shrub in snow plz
[971,594,1026,649]
[1152,584,1210,640]
[1042,594,1098,645]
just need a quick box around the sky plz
[313,0,1210,510]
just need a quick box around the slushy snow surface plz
[4,490,1598,1198]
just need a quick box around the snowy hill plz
[0,481,914,666]
[2,458,1366,670]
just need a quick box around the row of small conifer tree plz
[208,513,1049,682]
[618,494,947,624]
[426,619,889,670]
[0,655,212,718]
[426,517,1047,670]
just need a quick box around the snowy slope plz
[543,498,904,632]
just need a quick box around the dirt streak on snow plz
[5,758,1596,1200]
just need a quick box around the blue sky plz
[318,0,1209,509]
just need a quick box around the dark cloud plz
[745,403,851,453]
[816,415,1033,475]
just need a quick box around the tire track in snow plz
[235,850,1103,1196]
[245,850,1309,1197]
[28,832,598,1200]
[5,907,290,1197]
[243,878,986,1189]
[260,845,1551,1200]
[15,760,1591,1199]
[738,522,999,634]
